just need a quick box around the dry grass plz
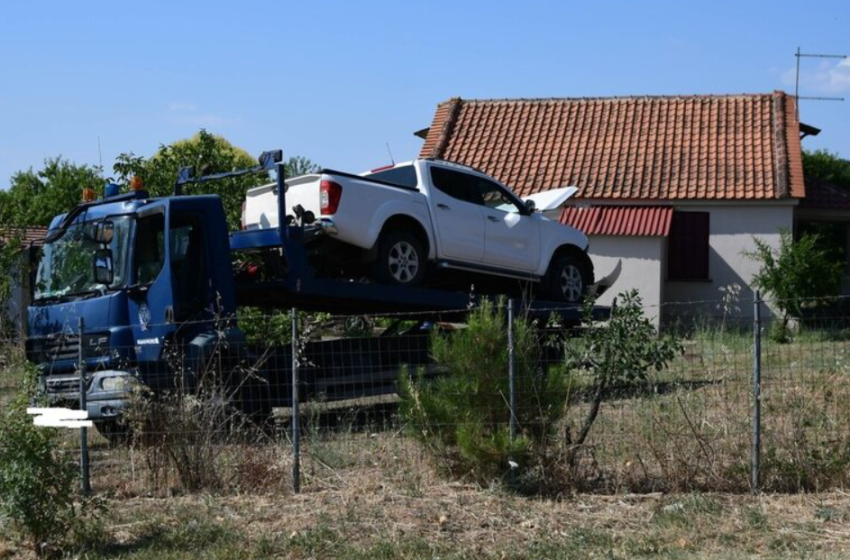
[6,452,850,558]
[5,327,850,556]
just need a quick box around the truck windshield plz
[34,216,132,301]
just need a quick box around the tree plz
[399,299,571,486]
[746,229,843,338]
[114,130,319,231]
[563,291,682,465]
[803,149,850,190]
[0,158,103,227]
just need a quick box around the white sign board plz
[27,408,93,428]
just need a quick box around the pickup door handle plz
[437,203,450,210]
[487,215,500,222]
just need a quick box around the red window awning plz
[559,206,673,237]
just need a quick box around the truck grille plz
[46,375,88,394]
[27,334,81,364]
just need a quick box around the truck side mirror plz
[259,150,283,170]
[94,220,114,244]
[93,248,114,285]
[525,199,537,213]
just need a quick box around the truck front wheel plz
[373,231,426,287]
[546,254,590,303]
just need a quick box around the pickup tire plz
[373,231,426,287]
[546,254,590,303]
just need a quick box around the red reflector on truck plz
[320,180,343,215]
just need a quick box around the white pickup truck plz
[243,159,593,302]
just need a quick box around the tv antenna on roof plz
[794,47,847,120]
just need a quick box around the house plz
[417,92,818,325]
[0,227,46,338]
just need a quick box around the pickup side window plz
[134,213,165,285]
[476,179,523,214]
[431,166,525,214]
[430,166,481,205]
[365,165,418,189]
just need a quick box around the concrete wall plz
[1,253,30,339]
[663,204,795,322]
[586,236,666,328]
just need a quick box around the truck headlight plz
[101,376,133,393]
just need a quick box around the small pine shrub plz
[399,299,571,485]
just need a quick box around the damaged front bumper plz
[41,369,139,421]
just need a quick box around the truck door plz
[427,165,485,262]
[126,204,176,369]
[170,212,209,323]
[476,179,541,272]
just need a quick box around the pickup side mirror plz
[93,248,114,285]
[525,199,537,213]
[94,220,114,244]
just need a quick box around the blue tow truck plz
[25,151,612,438]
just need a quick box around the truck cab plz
[27,188,238,423]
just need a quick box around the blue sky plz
[1,0,848,188]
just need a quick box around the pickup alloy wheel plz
[375,231,425,287]
[548,255,588,303]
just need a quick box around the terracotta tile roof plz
[799,180,850,211]
[420,92,805,201]
[0,227,48,249]
[560,205,673,237]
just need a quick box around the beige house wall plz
[663,204,795,322]
[586,236,666,328]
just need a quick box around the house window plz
[667,211,710,280]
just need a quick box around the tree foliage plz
[563,291,682,462]
[114,130,319,231]
[746,230,843,332]
[399,299,571,485]
[0,158,103,227]
[803,149,850,190]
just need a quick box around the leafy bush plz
[746,230,843,340]
[0,406,77,557]
[563,290,682,465]
[399,299,571,486]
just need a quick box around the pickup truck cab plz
[244,159,593,302]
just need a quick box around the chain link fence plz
[4,294,850,497]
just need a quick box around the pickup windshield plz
[34,216,132,301]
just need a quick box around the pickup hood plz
[524,186,579,211]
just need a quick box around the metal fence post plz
[508,299,517,442]
[291,308,301,494]
[751,290,762,494]
[77,318,91,495]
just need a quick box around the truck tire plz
[546,254,590,303]
[373,231,426,287]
